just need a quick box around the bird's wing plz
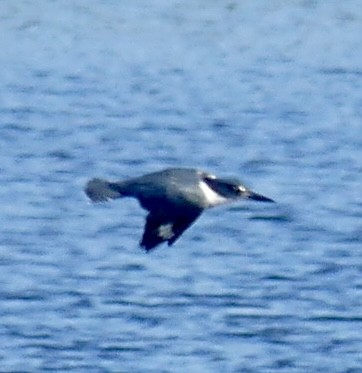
[140,209,202,251]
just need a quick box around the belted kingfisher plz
[85,168,274,251]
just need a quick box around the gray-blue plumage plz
[85,168,274,251]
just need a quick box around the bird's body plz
[85,168,274,251]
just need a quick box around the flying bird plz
[85,168,274,251]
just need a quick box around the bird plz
[84,167,274,251]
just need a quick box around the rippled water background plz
[1,1,362,372]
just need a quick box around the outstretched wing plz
[140,209,202,252]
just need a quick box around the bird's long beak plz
[246,190,275,203]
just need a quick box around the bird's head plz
[202,174,274,204]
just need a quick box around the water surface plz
[1,1,361,372]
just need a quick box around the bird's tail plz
[85,178,124,202]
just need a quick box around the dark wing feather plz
[140,209,202,252]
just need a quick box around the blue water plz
[1,1,362,372]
